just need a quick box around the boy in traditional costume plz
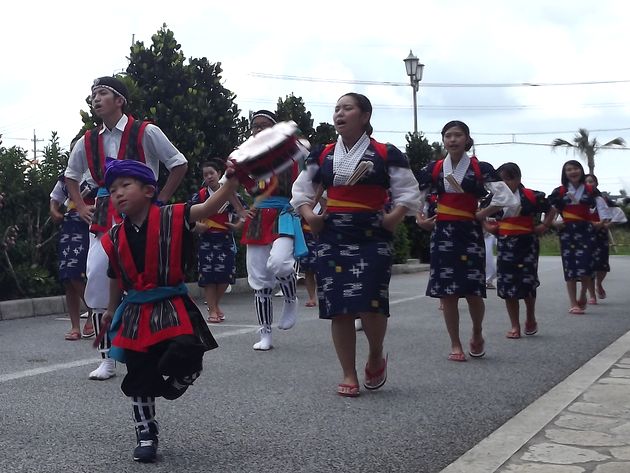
[240,110,305,350]
[99,159,239,462]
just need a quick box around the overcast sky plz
[2,0,630,194]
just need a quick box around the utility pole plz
[31,129,43,166]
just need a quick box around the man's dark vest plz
[84,115,149,233]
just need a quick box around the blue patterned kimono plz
[190,186,238,286]
[307,139,413,318]
[549,184,598,281]
[53,179,93,282]
[416,158,501,298]
[495,187,549,299]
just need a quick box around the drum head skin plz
[229,121,309,181]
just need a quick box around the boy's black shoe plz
[161,376,189,400]
[133,430,158,463]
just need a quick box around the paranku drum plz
[229,121,309,191]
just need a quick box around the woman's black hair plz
[496,162,522,181]
[200,158,226,175]
[584,173,599,186]
[560,160,585,188]
[338,92,373,136]
[441,120,474,151]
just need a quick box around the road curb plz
[0,261,429,321]
[439,329,630,473]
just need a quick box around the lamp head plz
[404,50,419,77]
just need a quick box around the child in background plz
[49,175,95,340]
[580,174,613,305]
[299,199,324,308]
[191,159,247,323]
[549,160,603,314]
[486,163,554,338]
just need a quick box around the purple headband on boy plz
[104,158,157,190]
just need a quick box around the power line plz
[249,72,630,88]
[238,96,630,112]
[388,141,630,152]
[375,127,630,137]
[474,141,629,149]
[474,127,630,137]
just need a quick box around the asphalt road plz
[1,256,630,473]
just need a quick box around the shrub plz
[392,222,411,264]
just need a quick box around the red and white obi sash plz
[498,216,534,235]
[435,193,477,221]
[562,204,591,222]
[197,187,230,232]
[326,185,388,213]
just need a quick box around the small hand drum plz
[229,121,309,190]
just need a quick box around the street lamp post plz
[403,50,425,134]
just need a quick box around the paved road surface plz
[1,256,629,473]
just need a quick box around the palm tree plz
[551,128,626,174]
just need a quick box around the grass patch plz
[539,227,630,256]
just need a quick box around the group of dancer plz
[49,75,621,463]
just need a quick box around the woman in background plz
[549,160,601,314]
[486,163,554,339]
[415,121,518,361]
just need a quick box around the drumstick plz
[314,183,324,208]
[217,201,229,214]
[445,173,464,193]
[608,228,616,253]
[345,161,373,185]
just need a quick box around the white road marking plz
[390,295,428,305]
[0,326,258,384]
[0,266,560,384]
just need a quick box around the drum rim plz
[229,121,299,163]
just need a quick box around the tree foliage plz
[405,132,436,174]
[312,122,338,147]
[551,128,626,174]
[0,134,66,299]
[404,132,436,262]
[276,93,315,139]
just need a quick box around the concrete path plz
[442,316,630,473]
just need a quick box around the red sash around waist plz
[326,185,386,213]
[202,213,230,232]
[562,204,590,222]
[436,193,478,221]
[498,216,534,236]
